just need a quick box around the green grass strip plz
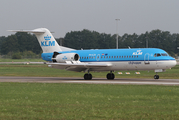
[0,83,179,119]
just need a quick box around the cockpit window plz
[161,53,168,56]
[154,53,168,57]
[154,53,161,57]
[157,53,161,57]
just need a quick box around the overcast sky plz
[1,0,179,38]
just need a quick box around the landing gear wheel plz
[154,75,159,79]
[84,73,92,80]
[106,73,115,80]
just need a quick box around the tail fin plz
[8,28,74,53]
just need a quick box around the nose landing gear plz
[154,74,159,79]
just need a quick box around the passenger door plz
[144,53,150,64]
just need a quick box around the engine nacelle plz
[52,53,80,63]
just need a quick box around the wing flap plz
[47,61,112,71]
[47,62,111,67]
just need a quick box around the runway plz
[0,76,179,85]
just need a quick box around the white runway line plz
[64,81,179,85]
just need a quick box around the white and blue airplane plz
[9,28,177,80]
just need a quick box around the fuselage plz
[41,48,176,71]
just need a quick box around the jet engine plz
[52,52,80,63]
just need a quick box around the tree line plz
[0,29,179,58]
[63,29,179,57]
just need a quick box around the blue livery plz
[9,28,177,80]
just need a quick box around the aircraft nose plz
[174,59,177,66]
[165,57,177,69]
[170,59,177,68]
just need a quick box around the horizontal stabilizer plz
[8,29,45,34]
[8,28,75,52]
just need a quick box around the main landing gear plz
[84,70,92,80]
[106,71,115,80]
[84,73,92,80]
[83,71,115,80]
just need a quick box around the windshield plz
[154,53,168,57]
[161,53,168,56]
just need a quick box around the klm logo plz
[132,50,143,55]
[41,41,55,46]
[44,35,51,40]
[41,35,55,46]
[62,56,67,60]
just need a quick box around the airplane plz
[9,28,177,80]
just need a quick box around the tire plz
[154,75,159,79]
[84,73,92,80]
[107,73,115,80]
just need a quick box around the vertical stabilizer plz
[8,28,62,53]
[8,28,75,53]
[33,28,62,53]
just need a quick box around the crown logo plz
[44,35,51,40]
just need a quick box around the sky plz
[0,0,179,38]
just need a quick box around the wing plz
[47,61,112,72]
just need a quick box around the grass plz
[0,64,178,79]
[0,59,178,119]
[0,83,179,119]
